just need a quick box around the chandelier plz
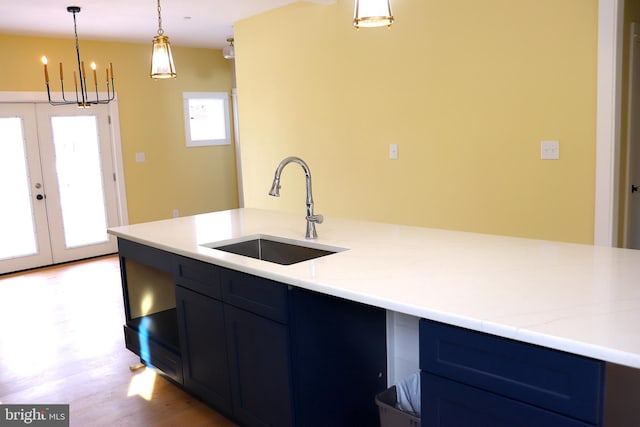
[41,6,115,107]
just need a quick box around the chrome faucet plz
[269,156,324,239]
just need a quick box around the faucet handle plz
[306,214,324,224]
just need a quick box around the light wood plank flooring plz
[0,255,238,427]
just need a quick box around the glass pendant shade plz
[223,38,235,59]
[353,0,394,28]
[223,45,235,60]
[150,35,176,79]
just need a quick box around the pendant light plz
[150,0,176,79]
[353,0,394,29]
[223,38,235,60]
[41,6,115,107]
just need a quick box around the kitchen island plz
[108,208,640,426]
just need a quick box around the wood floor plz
[0,255,238,427]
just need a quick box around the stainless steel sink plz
[202,236,345,265]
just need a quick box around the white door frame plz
[0,92,129,228]
[595,0,624,247]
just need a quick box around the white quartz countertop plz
[108,208,640,369]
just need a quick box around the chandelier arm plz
[109,79,116,101]
[45,81,56,104]
[60,78,70,102]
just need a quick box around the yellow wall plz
[0,33,239,224]
[235,0,598,243]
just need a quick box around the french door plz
[0,103,119,274]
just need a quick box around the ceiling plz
[0,0,335,49]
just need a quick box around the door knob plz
[36,194,45,200]
[633,185,639,193]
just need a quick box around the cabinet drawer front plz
[174,256,222,299]
[124,325,183,384]
[422,373,594,427]
[419,319,604,425]
[221,269,288,323]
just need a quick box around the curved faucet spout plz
[268,156,323,239]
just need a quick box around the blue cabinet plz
[419,319,605,427]
[118,238,182,384]
[289,286,387,427]
[221,268,293,427]
[220,267,387,427]
[118,239,387,427]
[174,256,231,414]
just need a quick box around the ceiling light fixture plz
[41,6,115,107]
[150,0,177,79]
[353,0,394,29]
[223,38,235,60]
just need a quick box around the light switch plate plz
[389,144,398,160]
[135,152,146,162]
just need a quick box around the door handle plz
[36,194,45,200]
[633,185,639,193]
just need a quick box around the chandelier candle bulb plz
[42,56,49,82]
[91,62,97,86]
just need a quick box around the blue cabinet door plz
[289,287,387,427]
[176,285,231,416]
[422,373,594,427]
[225,304,293,427]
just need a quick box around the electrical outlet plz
[541,141,559,160]
[172,209,179,218]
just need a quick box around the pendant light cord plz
[157,0,164,36]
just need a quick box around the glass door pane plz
[0,118,37,259]
[36,103,118,264]
[50,116,109,248]
[0,104,53,274]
